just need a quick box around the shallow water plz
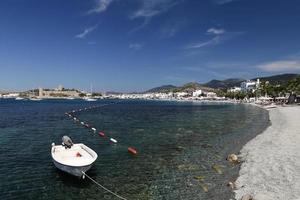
[0,99,269,200]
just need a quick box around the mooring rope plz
[82,171,128,200]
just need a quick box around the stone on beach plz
[227,181,236,190]
[227,153,239,164]
[241,194,253,200]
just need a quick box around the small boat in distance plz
[83,83,97,101]
[51,136,98,178]
[84,97,97,101]
[15,97,24,100]
[29,97,42,101]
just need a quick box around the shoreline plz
[234,105,300,200]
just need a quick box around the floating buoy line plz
[64,101,137,199]
[64,101,138,156]
[64,101,228,196]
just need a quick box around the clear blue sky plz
[1,0,300,92]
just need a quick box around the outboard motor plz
[62,135,73,149]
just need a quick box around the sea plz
[0,99,270,200]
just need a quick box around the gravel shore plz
[235,106,300,200]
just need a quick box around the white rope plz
[82,171,128,200]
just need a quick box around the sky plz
[1,0,300,92]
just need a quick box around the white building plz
[2,93,19,98]
[228,87,241,93]
[241,79,260,92]
[192,89,202,97]
[206,92,217,98]
[175,92,189,97]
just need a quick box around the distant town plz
[1,73,300,104]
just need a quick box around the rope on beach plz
[82,171,128,200]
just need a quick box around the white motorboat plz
[29,97,42,101]
[15,97,24,100]
[84,97,97,101]
[51,136,98,178]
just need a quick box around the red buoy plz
[128,147,138,155]
[98,132,105,137]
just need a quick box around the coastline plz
[234,105,300,200]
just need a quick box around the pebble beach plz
[235,106,300,200]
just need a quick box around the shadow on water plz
[53,168,96,188]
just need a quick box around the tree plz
[286,76,300,94]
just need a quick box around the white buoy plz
[110,138,117,143]
[91,128,96,132]
[81,122,84,125]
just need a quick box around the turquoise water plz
[0,99,269,199]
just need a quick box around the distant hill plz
[203,78,245,89]
[144,82,215,93]
[180,82,215,92]
[252,74,299,85]
[145,85,178,93]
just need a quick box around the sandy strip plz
[235,106,300,200]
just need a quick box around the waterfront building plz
[175,92,189,97]
[206,92,217,98]
[2,93,19,98]
[192,89,202,97]
[241,79,260,92]
[228,87,242,93]
[38,85,81,98]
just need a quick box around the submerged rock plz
[134,128,144,133]
[199,182,209,193]
[194,175,205,182]
[175,146,185,152]
[212,164,223,174]
[201,143,213,148]
[177,164,199,171]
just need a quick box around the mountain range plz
[144,73,300,93]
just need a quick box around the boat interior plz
[52,144,97,167]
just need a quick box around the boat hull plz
[52,159,92,177]
[51,143,98,178]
